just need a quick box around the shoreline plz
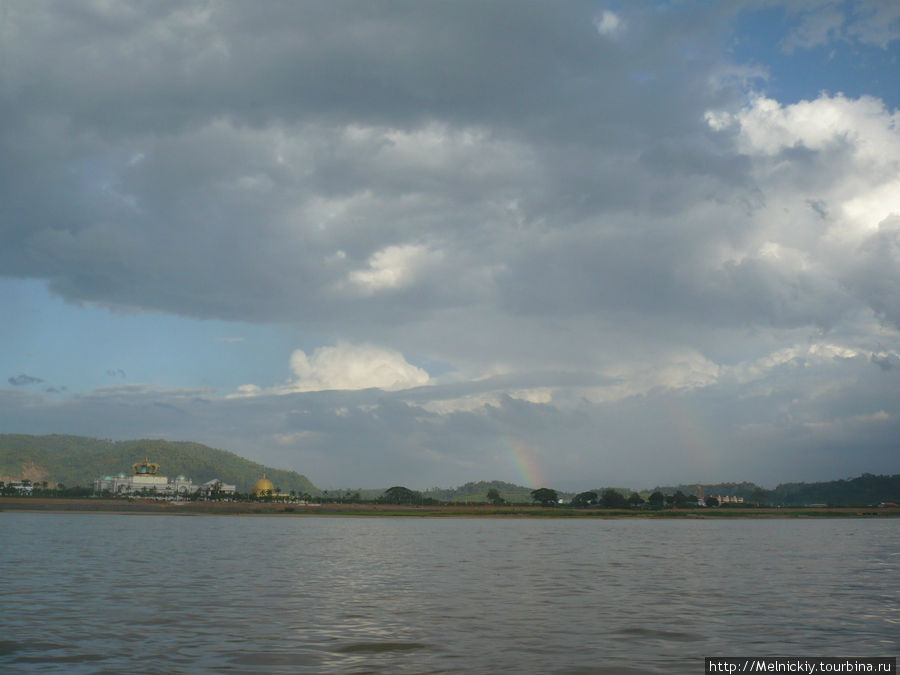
[2,497,898,518]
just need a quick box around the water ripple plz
[1,514,897,672]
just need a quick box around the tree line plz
[531,487,749,508]
[1,480,93,498]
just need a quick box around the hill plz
[0,434,319,495]
[767,473,900,506]
[652,476,900,506]
[422,480,546,503]
[652,482,765,500]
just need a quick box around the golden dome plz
[252,474,275,496]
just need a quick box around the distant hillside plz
[0,434,319,495]
[652,482,764,499]
[768,474,900,506]
[653,476,900,506]
[423,480,545,503]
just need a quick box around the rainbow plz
[504,438,547,488]
[662,394,717,475]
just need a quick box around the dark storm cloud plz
[1,1,898,488]
[0,1,896,339]
[0,1,753,326]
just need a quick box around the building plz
[251,474,275,497]
[93,458,234,497]
[712,494,745,505]
[198,479,237,497]
[2,480,33,495]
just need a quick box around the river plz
[1,513,896,672]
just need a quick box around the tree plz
[750,488,769,506]
[648,491,665,508]
[486,488,505,505]
[672,490,689,507]
[531,487,558,506]
[705,495,719,507]
[627,492,644,508]
[571,490,598,507]
[601,488,628,509]
[381,486,422,504]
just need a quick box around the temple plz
[93,458,235,497]
[251,474,275,497]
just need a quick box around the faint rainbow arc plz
[503,437,547,488]
[662,395,717,475]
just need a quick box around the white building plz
[93,458,234,497]
[712,494,745,505]
[198,479,237,497]
[3,480,33,495]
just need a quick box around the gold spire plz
[252,474,275,496]
[133,457,160,475]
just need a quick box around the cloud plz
[780,7,844,53]
[2,344,898,490]
[779,1,900,52]
[0,2,746,329]
[237,343,431,395]
[231,384,262,397]
[286,343,430,392]
[847,217,900,327]
[594,10,623,38]
[703,92,900,328]
[846,1,900,48]
[0,2,898,489]
[871,352,900,372]
[347,244,441,295]
[8,374,43,386]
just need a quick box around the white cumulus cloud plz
[231,343,431,396]
[284,343,431,392]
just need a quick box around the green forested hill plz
[652,481,765,499]
[0,434,319,495]
[653,475,900,506]
[423,480,544,503]
[767,474,900,506]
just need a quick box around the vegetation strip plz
[2,498,897,518]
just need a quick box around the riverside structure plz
[93,457,235,497]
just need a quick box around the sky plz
[1,0,898,491]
